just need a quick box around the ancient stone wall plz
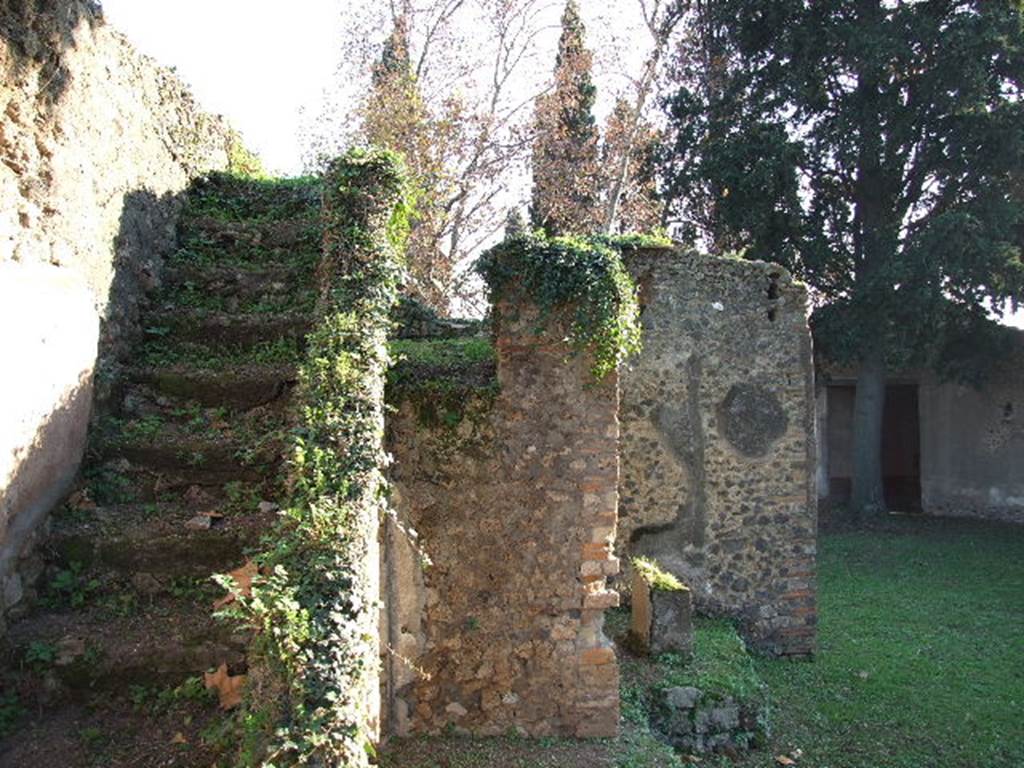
[384,300,621,739]
[0,1,234,624]
[619,248,817,657]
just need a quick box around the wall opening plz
[826,383,922,511]
[766,271,781,321]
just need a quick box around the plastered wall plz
[0,1,233,623]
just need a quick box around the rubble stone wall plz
[384,300,621,738]
[619,248,817,657]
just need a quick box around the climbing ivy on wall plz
[217,147,409,767]
[477,232,667,378]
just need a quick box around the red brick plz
[579,647,615,666]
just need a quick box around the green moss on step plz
[184,172,321,223]
[138,336,304,370]
[390,336,495,369]
[171,225,321,270]
[154,282,317,315]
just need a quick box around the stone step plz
[184,172,320,223]
[162,262,313,296]
[48,502,273,583]
[119,379,289,428]
[180,215,319,250]
[0,697,230,768]
[3,594,247,699]
[144,310,312,348]
[129,364,298,408]
[83,457,285,509]
[98,434,283,484]
[170,216,320,273]
[134,332,304,375]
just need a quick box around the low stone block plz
[658,688,767,755]
[651,588,694,656]
[665,685,700,709]
[630,560,693,657]
[708,704,740,730]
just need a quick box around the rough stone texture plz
[630,569,694,657]
[619,248,817,657]
[0,1,234,624]
[384,299,621,739]
[818,330,1024,523]
[655,686,766,755]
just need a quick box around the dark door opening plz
[826,383,922,511]
[882,385,922,512]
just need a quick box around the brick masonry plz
[383,298,622,738]
[618,248,818,657]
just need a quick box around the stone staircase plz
[0,174,320,767]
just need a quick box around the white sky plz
[99,1,1023,329]
[99,0,644,175]
[101,1,343,174]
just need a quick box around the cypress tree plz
[362,16,451,310]
[530,0,601,235]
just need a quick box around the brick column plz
[385,295,622,737]
[495,299,621,738]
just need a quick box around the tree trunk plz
[850,349,887,516]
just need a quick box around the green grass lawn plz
[747,517,1024,768]
[381,517,1024,768]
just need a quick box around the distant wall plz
[384,301,621,739]
[819,331,1024,523]
[920,341,1024,521]
[619,249,817,657]
[0,0,234,623]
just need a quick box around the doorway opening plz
[826,383,922,511]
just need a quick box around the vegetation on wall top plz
[225,129,267,179]
[632,556,687,593]
[478,231,667,379]
[388,337,496,390]
[387,336,498,430]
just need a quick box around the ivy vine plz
[477,232,665,379]
[217,147,410,767]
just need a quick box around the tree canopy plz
[661,0,1024,511]
[361,15,453,309]
[665,0,1024,364]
